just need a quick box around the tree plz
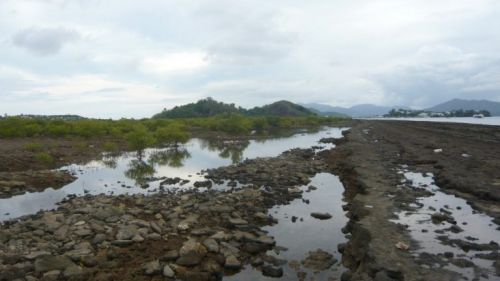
[154,123,190,146]
[126,126,155,151]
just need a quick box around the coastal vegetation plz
[385,108,491,118]
[0,99,346,154]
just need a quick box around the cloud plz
[140,51,209,76]
[373,45,500,107]
[12,27,79,56]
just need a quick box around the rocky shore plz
[0,148,339,281]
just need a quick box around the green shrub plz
[154,124,190,146]
[126,127,155,151]
[24,142,43,152]
[35,152,54,166]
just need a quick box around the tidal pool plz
[225,173,348,280]
[393,168,500,280]
[0,127,347,222]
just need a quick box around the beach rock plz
[224,255,241,269]
[202,238,219,253]
[143,260,162,275]
[310,212,332,220]
[163,264,175,278]
[42,270,61,281]
[177,239,207,266]
[115,225,138,240]
[35,255,75,273]
[302,249,337,271]
[262,264,284,277]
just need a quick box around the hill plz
[154,99,316,118]
[303,103,393,117]
[426,99,500,116]
[153,98,243,119]
[247,100,315,117]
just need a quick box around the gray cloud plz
[372,45,500,107]
[12,27,79,56]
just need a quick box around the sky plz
[1,0,500,118]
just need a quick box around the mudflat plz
[327,120,500,280]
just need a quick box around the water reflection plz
[0,127,348,222]
[148,148,191,168]
[102,156,118,169]
[200,139,249,164]
[124,159,155,186]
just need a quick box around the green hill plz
[153,99,316,119]
[247,100,315,117]
[153,98,243,119]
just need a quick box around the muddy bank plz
[0,170,75,198]
[0,147,343,281]
[326,120,500,280]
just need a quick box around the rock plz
[163,264,175,278]
[161,250,179,261]
[115,225,138,240]
[25,251,50,260]
[202,238,219,253]
[143,260,162,275]
[228,218,248,225]
[132,234,145,242]
[224,255,241,269]
[310,212,332,220]
[42,270,61,281]
[178,222,190,231]
[301,249,337,271]
[177,239,207,266]
[111,240,134,247]
[395,241,410,251]
[35,255,75,273]
[450,258,475,268]
[63,265,84,278]
[262,264,283,277]
[150,221,162,234]
[193,180,212,188]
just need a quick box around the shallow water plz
[225,173,348,280]
[0,127,347,222]
[393,168,500,280]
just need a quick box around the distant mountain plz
[247,100,315,117]
[426,99,500,116]
[302,103,393,117]
[153,98,316,119]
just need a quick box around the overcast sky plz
[1,0,500,118]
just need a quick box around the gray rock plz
[25,251,50,260]
[115,225,138,240]
[42,270,61,281]
[35,255,75,273]
[150,221,162,234]
[163,264,175,278]
[228,218,248,225]
[310,212,332,220]
[224,255,241,269]
[202,239,219,253]
[143,260,161,276]
[177,239,207,266]
[111,240,134,247]
[262,265,283,277]
[161,250,179,261]
[63,265,84,278]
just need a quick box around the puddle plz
[225,173,348,280]
[0,127,347,222]
[393,168,500,280]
